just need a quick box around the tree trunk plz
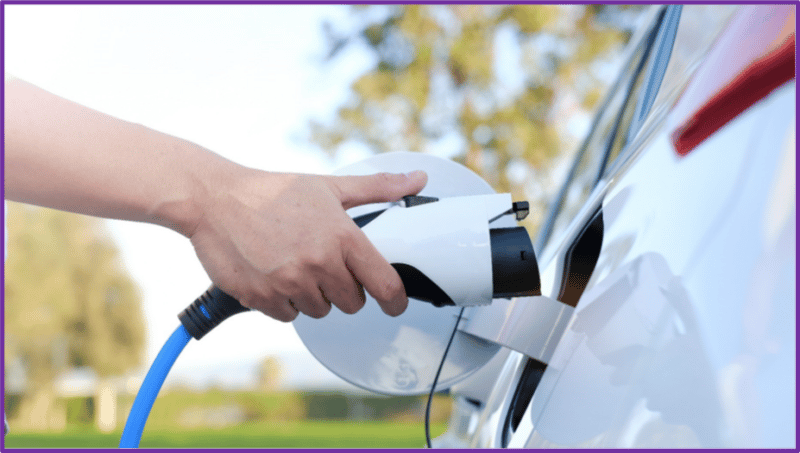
[15,388,55,431]
[95,378,117,432]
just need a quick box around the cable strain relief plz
[178,286,249,340]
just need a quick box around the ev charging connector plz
[120,152,548,448]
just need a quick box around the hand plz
[187,167,428,322]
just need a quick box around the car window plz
[627,5,683,143]
[642,5,739,128]
[600,5,685,181]
[605,6,739,182]
[535,7,667,252]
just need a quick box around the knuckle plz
[377,172,402,187]
[276,264,302,287]
[242,290,297,322]
[337,295,365,315]
[279,303,300,322]
[307,303,331,319]
[306,249,331,271]
[337,227,357,248]
[280,310,299,322]
[365,173,394,198]
[378,173,398,198]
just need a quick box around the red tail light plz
[672,33,795,156]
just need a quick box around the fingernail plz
[404,170,424,179]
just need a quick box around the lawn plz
[4,420,448,448]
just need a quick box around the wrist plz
[149,140,244,238]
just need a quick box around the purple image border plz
[0,0,800,452]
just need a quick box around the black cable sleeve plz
[178,286,250,340]
[425,307,465,448]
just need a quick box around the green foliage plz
[64,396,94,426]
[7,388,451,447]
[4,203,146,386]
[500,5,559,34]
[302,391,444,421]
[311,5,645,230]
[138,388,306,427]
[137,388,449,426]
[4,420,449,448]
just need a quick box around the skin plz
[4,77,428,321]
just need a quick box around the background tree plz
[255,355,285,392]
[310,4,646,229]
[4,203,145,428]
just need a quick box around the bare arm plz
[5,77,220,234]
[4,78,427,320]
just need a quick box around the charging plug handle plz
[179,202,541,338]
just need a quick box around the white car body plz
[436,4,796,448]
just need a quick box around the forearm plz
[4,77,426,320]
[4,78,240,237]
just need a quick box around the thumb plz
[331,170,428,210]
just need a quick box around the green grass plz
[4,420,448,448]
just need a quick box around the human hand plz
[187,167,428,322]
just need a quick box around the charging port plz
[558,208,604,307]
[499,207,604,447]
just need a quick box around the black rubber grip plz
[179,286,250,340]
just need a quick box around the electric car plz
[431,4,796,448]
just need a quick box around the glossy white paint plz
[510,82,795,450]
[460,295,573,364]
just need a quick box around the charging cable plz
[119,287,248,448]
[424,307,464,448]
[118,325,191,448]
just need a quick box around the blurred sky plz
[4,4,386,391]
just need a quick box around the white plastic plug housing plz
[361,193,513,307]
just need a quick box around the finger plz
[344,230,408,317]
[320,262,365,314]
[246,295,299,323]
[340,267,367,307]
[279,300,300,322]
[353,274,366,305]
[318,288,332,308]
[329,171,428,210]
[291,285,332,319]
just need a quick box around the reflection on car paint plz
[527,253,719,447]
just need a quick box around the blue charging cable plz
[118,325,191,448]
[119,287,249,448]
[118,210,389,447]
